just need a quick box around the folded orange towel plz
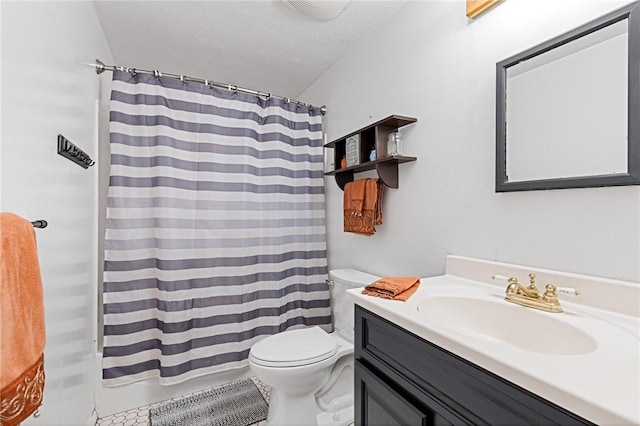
[344,178,384,235]
[0,213,46,426]
[362,277,421,301]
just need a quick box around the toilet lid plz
[249,326,338,367]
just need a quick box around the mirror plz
[496,2,640,192]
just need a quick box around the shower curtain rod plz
[95,59,326,115]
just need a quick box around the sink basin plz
[415,296,597,355]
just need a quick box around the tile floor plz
[95,377,271,426]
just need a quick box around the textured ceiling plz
[93,1,406,100]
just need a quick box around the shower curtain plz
[102,70,330,386]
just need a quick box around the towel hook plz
[31,220,48,229]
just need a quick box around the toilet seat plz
[249,326,338,368]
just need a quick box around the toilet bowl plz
[249,269,380,426]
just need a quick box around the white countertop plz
[347,256,640,425]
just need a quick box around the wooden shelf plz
[325,156,417,190]
[324,115,417,148]
[324,115,417,190]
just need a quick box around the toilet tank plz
[329,268,380,343]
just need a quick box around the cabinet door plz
[355,361,462,426]
[355,360,427,426]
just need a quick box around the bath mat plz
[149,379,268,426]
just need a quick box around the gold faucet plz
[504,273,578,313]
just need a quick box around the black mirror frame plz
[496,1,640,192]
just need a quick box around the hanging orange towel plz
[0,213,45,426]
[374,179,384,226]
[362,277,421,301]
[347,179,367,214]
[344,179,384,235]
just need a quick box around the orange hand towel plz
[347,178,367,214]
[362,277,421,301]
[344,179,384,235]
[1,213,45,426]
[374,179,384,226]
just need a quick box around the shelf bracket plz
[335,172,354,190]
[376,163,399,188]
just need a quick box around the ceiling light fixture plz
[280,0,351,21]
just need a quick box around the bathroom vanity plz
[348,256,640,425]
[355,306,591,425]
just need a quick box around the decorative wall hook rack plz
[57,134,95,169]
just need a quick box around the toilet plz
[249,269,379,426]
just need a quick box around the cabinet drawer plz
[355,306,594,425]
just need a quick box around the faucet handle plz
[543,284,579,303]
[490,274,518,285]
[555,286,580,297]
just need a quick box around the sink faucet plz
[497,273,579,313]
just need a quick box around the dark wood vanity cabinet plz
[354,306,595,426]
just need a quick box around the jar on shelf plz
[387,132,403,156]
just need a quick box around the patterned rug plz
[149,379,268,426]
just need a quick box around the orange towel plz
[374,179,384,226]
[348,179,366,214]
[344,179,384,235]
[0,213,45,426]
[362,277,421,301]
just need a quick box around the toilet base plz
[263,367,354,426]
[265,392,353,426]
[266,389,318,426]
[316,394,353,426]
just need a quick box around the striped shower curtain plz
[102,70,331,386]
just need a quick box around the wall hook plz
[57,134,94,169]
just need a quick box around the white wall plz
[1,2,113,425]
[301,0,640,282]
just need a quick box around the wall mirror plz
[496,1,640,192]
